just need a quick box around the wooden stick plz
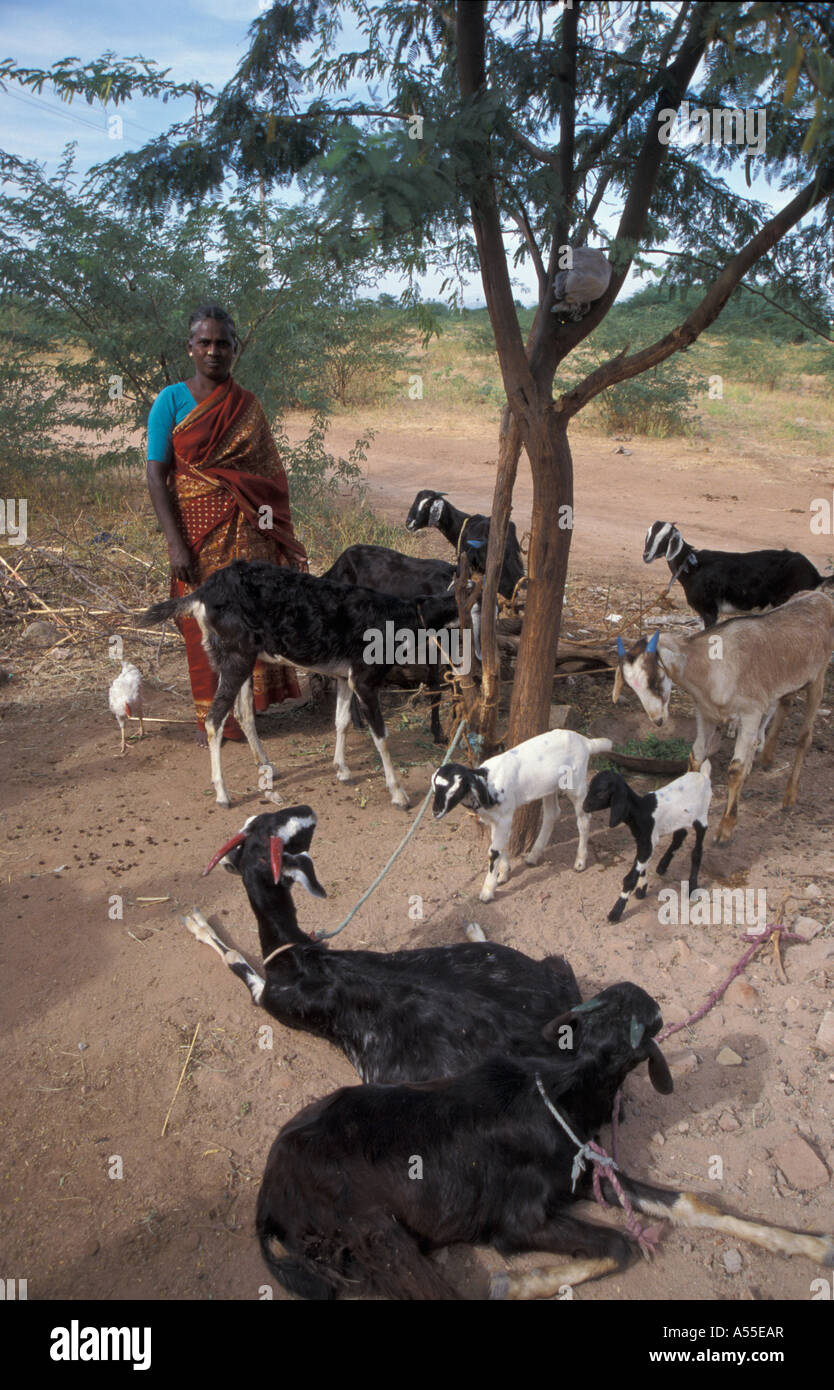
[161,1021,200,1138]
[0,553,72,629]
[124,715,193,724]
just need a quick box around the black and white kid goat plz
[643,520,822,628]
[406,489,525,600]
[256,982,833,1300]
[583,765,711,923]
[432,730,613,901]
[140,559,465,809]
[184,804,584,1083]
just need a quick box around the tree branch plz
[456,0,535,413]
[574,1,692,182]
[559,165,834,416]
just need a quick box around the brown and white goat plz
[614,590,834,843]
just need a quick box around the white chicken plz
[108,660,145,754]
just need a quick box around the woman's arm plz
[146,458,196,583]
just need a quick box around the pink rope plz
[609,922,808,1167]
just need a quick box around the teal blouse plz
[146,382,198,464]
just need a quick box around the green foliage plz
[594,360,704,437]
[0,148,391,489]
[614,734,692,760]
[315,300,410,406]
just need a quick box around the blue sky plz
[0,2,797,306]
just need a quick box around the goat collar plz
[534,1073,619,1193]
[663,549,698,595]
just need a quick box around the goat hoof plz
[573,857,587,872]
[713,824,735,844]
[215,793,232,809]
[335,768,351,783]
[781,791,797,809]
[524,852,540,867]
[392,791,410,810]
[635,886,647,900]
[607,907,624,924]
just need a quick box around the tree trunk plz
[477,403,523,754]
[507,413,573,853]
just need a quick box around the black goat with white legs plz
[583,765,712,924]
[184,804,585,1083]
[320,544,458,743]
[406,489,525,600]
[140,559,465,809]
[643,521,822,628]
[256,982,834,1300]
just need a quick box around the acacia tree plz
[7,1,833,841]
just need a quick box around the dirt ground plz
[1,420,832,1305]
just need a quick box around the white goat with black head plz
[614,589,834,843]
[431,729,613,902]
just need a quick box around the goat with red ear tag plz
[185,806,672,1087]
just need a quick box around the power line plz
[0,84,171,143]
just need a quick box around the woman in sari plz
[146,305,307,744]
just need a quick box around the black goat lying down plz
[185,805,582,1083]
[256,983,833,1301]
[320,543,458,745]
[140,559,463,809]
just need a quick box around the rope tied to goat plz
[311,717,467,942]
[609,920,811,1167]
[534,1074,657,1259]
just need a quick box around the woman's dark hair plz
[187,305,237,341]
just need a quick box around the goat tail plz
[258,1231,342,1302]
[138,595,195,628]
[585,737,614,756]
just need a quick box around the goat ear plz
[612,663,624,705]
[541,1009,577,1042]
[646,1038,674,1094]
[609,781,628,828]
[282,852,326,899]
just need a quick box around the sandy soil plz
[1,420,832,1305]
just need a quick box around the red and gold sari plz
[170,378,308,736]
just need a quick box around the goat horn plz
[616,634,626,657]
[646,630,660,653]
[630,1016,645,1048]
[202,831,247,876]
[270,834,285,885]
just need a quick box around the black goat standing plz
[643,521,822,628]
[140,559,463,808]
[320,543,458,743]
[406,489,525,601]
[185,805,583,1083]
